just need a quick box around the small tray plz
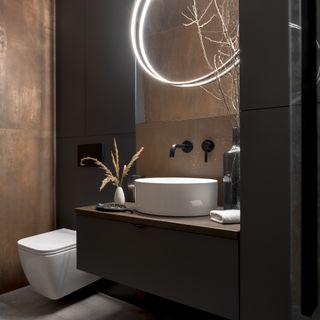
[96,202,134,213]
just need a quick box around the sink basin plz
[135,177,218,217]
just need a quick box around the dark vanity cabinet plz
[76,207,240,320]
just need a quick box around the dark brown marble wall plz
[0,0,54,293]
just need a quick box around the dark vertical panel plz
[300,0,318,315]
[239,0,289,110]
[85,0,135,136]
[240,107,291,320]
[56,0,86,138]
[318,2,320,312]
[56,0,136,229]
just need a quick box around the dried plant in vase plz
[80,138,144,205]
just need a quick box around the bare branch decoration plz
[182,0,215,70]
[182,0,240,127]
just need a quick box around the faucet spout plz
[170,144,185,158]
[169,141,193,158]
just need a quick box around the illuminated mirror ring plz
[131,0,240,88]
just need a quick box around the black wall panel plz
[56,0,136,229]
[56,0,86,138]
[240,0,290,110]
[240,107,291,320]
[239,0,292,318]
[85,0,135,136]
[57,134,136,228]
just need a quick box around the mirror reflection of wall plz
[136,0,239,124]
[135,0,239,205]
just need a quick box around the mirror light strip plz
[131,0,240,87]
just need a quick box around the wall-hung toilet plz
[17,228,99,300]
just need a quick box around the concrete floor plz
[0,287,150,320]
[0,281,225,320]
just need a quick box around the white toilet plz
[17,228,99,300]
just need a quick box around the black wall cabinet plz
[240,0,290,110]
[239,0,291,319]
[56,0,136,228]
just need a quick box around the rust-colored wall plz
[0,0,54,293]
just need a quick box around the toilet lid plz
[18,228,76,255]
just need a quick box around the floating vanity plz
[75,204,240,320]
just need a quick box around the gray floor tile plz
[0,286,154,320]
[53,293,154,320]
[0,282,224,320]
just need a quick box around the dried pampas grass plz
[111,138,120,182]
[120,147,144,185]
[80,138,144,191]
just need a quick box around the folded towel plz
[210,209,240,224]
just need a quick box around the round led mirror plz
[131,0,239,87]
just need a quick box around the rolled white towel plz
[210,209,240,224]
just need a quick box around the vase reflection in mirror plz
[223,127,240,209]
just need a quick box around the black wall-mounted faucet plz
[169,141,193,158]
[201,139,215,162]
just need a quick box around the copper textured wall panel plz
[0,0,54,293]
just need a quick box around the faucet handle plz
[181,140,193,153]
[201,140,215,162]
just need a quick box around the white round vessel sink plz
[135,177,218,217]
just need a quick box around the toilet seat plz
[18,228,76,255]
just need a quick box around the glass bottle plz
[223,127,240,209]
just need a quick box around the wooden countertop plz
[75,203,240,240]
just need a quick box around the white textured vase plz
[114,186,125,205]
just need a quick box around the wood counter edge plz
[75,205,240,240]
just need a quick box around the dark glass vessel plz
[223,127,240,209]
